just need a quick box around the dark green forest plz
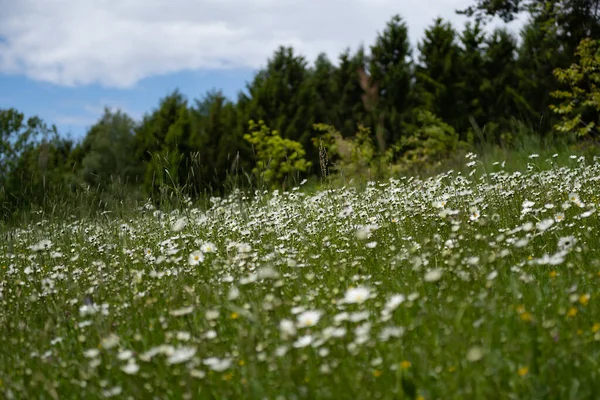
[1,0,599,220]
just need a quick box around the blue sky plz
[0,69,256,141]
[0,0,524,142]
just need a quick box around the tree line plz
[1,0,599,219]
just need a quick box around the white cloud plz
[0,0,523,88]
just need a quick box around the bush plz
[397,109,468,174]
[550,38,600,138]
[244,120,311,189]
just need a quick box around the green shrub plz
[244,120,311,189]
[397,109,468,173]
[550,38,600,138]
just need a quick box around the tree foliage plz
[78,107,141,188]
[244,120,311,188]
[550,38,600,137]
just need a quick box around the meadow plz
[1,152,600,399]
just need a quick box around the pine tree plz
[240,46,316,165]
[480,28,526,144]
[459,21,487,137]
[414,18,466,136]
[190,90,245,193]
[517,14,565,132]
[330,47,369,139]
[308,53,336,127]
[369,15,414,147]
[134,90,193,198]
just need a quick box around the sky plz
[0,0,525,141]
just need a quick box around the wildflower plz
[167,346,196,365]
[236,243,252,253]
[568,193,580,203]
[83,348,100,359]
[297,310,322,328]
[188,251,204,266]
[203,357,232,372]
[557,236,576,251]
[190,369,206,379]
[170,306,194,317]
[201,242,217,253]
[228,286,240,300]
[355,228,369,240]
[520,312,533,322]
[379,326,405,341]
[384,294,405,312]
[139,345,175,362]
[30,239,52,252]
[293,335,314,348]
[536,219,554,232]
[518,366,529,377]
[400,360,411,370]
[102,386,122,398]
[566,307,578,318]
[343,287,371,304]
[171,217,188,232]
[279,319,297,339]
[424,268,443,282]
[554,212,565,222]
[100,333,119,349]
[581,209,595,218]
[522,222,534,232]
[205,310,220,320]
[579,294,590,306]
[337,206,353,219]
[466,346,484,362]
[117,350,134,361]
[121,361,140,375]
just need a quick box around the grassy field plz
[1,152,600,399]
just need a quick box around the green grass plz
[1,152,600,399]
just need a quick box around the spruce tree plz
[414,18,466,137]
[369,15,414,147]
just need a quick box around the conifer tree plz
[369,15,414,147]
[190,90,245,192]
[481,28,526,143]
[330,47,369,139]
[241,46,314,156]
[459,21,487,137]
[414,18,466,136]
[134,90,193,197]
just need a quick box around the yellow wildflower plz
[520,312,533,322]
